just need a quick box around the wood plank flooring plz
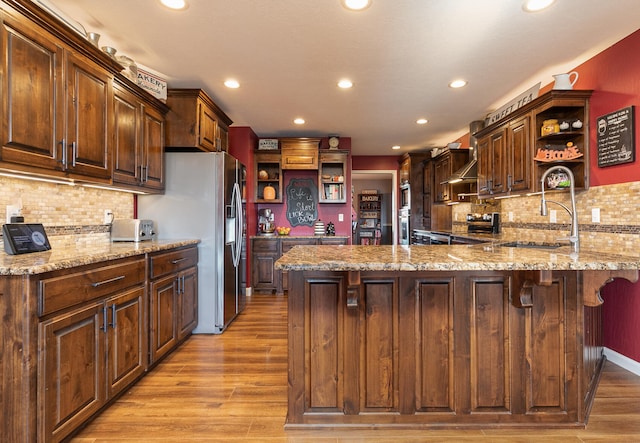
[71,294,640,442]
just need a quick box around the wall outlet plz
[549,209,557,223]
[6,204,22,224]
[104,209,114,224]
[592,207,601,223]
[338,213,344,222]
[508,211,514,222]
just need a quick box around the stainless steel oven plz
[400,183,410,210]
[399,208,410,245]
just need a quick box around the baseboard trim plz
[604,347,640,376]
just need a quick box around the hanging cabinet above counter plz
[475,89,592,198]
[164,89,233,152]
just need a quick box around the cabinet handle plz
[109,304,117,329]
[507,174,512,191]
[59,139,67,167]
[91,275,125,287]
[70,141,77,167]
[171,258,187,265]
[101,307,108,332]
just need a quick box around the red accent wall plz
[541,30,640,362]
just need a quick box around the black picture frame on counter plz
[597,106,635,167]
[2,223,51,255]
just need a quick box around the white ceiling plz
[46,0,640,156]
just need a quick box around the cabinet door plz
[142,105,165,190]
[149,273,178,364]
[112,84,142,186]
[507,114,532,193]
[198,98,218,151]
[433,156,450,202]
[65,51,112,179]
[106,286,147,398]
[1,15,64,171]
[178,266,198,340]
[252,253,279,293]
[477,128,507,195]
[39,301,105,443]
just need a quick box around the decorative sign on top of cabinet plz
[476,89,591,198]
[280,138,320,169]
[164,89,233,152]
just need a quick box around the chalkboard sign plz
[597,106,635,167]
[286,178,318,226]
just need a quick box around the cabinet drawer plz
[282,238,317,253]
[39,257,146,317]
[252,238,279,253]
[149,246,198,279]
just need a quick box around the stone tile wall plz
[452,181,640,256]
[0,176,133,240]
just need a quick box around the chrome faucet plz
[540,165,579,254]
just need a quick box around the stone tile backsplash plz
[0,176,133,237]
[452,181,640,256]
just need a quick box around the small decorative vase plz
[263,185,276,200]
[314,220,325,235]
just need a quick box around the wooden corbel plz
[514,270,553,308]
[582,270,639,307]
[346,271,360,309]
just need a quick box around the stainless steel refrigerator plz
[138,151,246,334]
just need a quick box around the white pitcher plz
[553,71,579,90]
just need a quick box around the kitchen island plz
[275,243,639,429]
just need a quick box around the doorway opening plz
[351,170,397,245]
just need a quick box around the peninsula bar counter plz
[275,243,639,429]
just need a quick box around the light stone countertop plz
[0,239,199,276]
[275,243,640,272]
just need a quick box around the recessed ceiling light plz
[160,0,188,10]
[391,145,401,150]
[416,118,428,125]
[449,79,467,89]
[224,79,240,89]
[337,79,353,89]
[294,118,305,125]
[522,0,555,12]
[341,0,372,11]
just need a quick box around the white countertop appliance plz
[111,219,155,242]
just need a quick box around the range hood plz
[446,158,477,184]
[444,120,484,184]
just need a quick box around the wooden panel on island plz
[285,267,616,429]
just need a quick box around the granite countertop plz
[0,239,199,276]
[275,243,640,272]
[250,235,350,240]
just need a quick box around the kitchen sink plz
[498,241,565,249]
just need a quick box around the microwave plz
[400,183,410,209]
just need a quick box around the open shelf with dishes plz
[532,91,591,192]
[318,150,347,203]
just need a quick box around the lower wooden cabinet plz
[251,236,348,295]
[149,246,198,364]
[0,245,199,443]
[36,257,147,443]
[287,269,602,428]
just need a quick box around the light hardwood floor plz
[71,294,640,442]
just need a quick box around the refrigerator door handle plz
[231,181,243,267]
